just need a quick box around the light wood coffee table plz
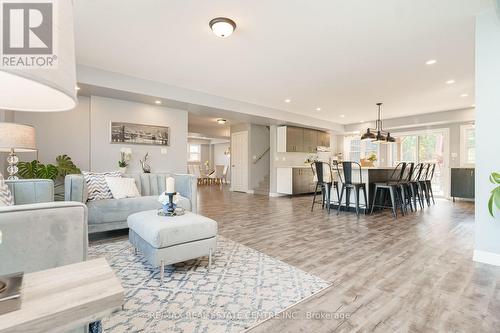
[0,258,124,333]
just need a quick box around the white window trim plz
[188,143,201,162]
[460,124,475,167]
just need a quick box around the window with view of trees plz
[390,130,447,196]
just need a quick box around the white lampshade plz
[0,0,76,112]
[0,123,37,152]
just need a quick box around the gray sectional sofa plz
[65,173,198,233]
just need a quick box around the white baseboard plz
[269,192,287,197]
[473,250,500,266]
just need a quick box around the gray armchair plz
[0,179,88,276]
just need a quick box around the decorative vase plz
[119,167,127,174]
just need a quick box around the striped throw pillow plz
[83,171,122,201]
[0,172,13,206]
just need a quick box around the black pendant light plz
[360,103,395,144]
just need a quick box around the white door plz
[231,131,248,192]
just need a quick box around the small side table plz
[0,258,124,333]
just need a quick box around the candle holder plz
[164,192,177,215]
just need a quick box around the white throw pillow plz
[0,172,14,206]
[105,177,140,199]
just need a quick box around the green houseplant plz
[488,172,500,217]
[18,154,81,201]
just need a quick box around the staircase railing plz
[253,147,270,164]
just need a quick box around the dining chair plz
[222,165,229,184]
[192,164,203,185]
[370,162,407,218]
[210,165,225,185]
[335,161,368,217]
[311,161,339,214]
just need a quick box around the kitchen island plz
[329,167,395,212]
[276,165,396,211]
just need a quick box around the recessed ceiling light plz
[460,93,469,98]
[284,99,291,103]
[340,114,345,118]
[316,107,321,111]
[155,100,162,104]
[75,86,80,91]
[446,79,455,84]
[359,120,364,123]
[217,119,227,125]
[209,17,236,38]
[471,104,476,107]
[425,59,437,65]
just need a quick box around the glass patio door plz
[395,130,449,196]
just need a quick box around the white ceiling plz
[74,0,491,124]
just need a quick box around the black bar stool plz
[311,161,339,214]
[418,163,431,207]
[409,163,424,210]
[399,162,415,213]
[370,162,407,218]
[335,161,368,217]
[425,164,436,205]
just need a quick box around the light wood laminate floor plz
[195,185,500,333]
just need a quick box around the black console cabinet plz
[451,168,475,201]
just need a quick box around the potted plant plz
[361,152,377,167]
[17,155,81,201]
[119,147,132,173]
[488,172,500,217]
[304,155,319,164]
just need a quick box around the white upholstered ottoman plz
[127,210,218,281]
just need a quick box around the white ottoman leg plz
[208,248,212,271]
[160,260,164,283]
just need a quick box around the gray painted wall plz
[249,124,270,189]
[12,95,188,174]
[13,97,91,170]
[474,9,500,262]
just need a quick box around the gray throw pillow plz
[82,171,121,201]
[0,172,13,206]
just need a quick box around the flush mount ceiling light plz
[461,93,469,98]
[446,79,456,84]
[209,17,236,38]
[425,59,437,65]
[155,100,162,105]
[360,103,396,144]
[284,99,291,103]
[217,119,227,125]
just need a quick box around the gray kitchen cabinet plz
[292,168,316,194]
[303,129,318,153]
[286,127,304,152]
[277,126,330,153]
[318,131,330,147]
[451,168,475,201]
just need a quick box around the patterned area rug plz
[89,237,331,333]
